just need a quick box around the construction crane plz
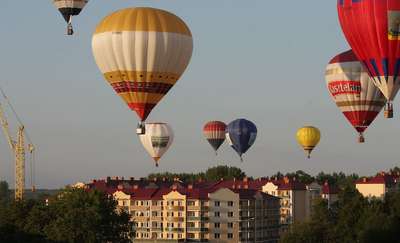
[0,87,35,201]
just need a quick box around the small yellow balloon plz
[296,126,321,159]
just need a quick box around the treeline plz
[147,165,391,188]
[148,165,247,182]
[280,185,400,243]
[0,183,134,243]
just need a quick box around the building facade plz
[93,178,281,243]
[355,172,399,199]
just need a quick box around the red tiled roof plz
[356,174,396,186]
[322,183,339,195]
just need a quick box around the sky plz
[0,1,399,189]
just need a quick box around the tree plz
[204,166,246,181]
[0,188,135,243]
[43,188,134,243]
[0,181,10,202]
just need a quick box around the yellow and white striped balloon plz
[92,8,193,121]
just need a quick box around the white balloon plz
[138,123,174,167]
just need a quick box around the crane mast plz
[0,102,31,201]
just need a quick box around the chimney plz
[121,176,125,181]
[92,179,97,183]
[380,171,385,176]
[243,177,248,182]
[106,176,111,182]
[153,177,158,182]
[130,177,135,181]
[293,177,296,182]
[140,177,145,181]
[283,176,289,184]
[133,184,139,190]
[233,178,236,182]
[188,184,193,190]
[117,184,123,190]
[274,177,278,181]
[162,177,166,182]
[363,178,367,183]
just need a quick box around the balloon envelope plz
[296,126,320,158]
[92,8,193,121]
[53,0,88,22]
[225,119,257,160]
[203,121,227,154]
[325,50,386,142]
[338,0,400,117]
[139,123,174,167]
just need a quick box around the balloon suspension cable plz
[384,102,393,118]
[358,133,365,143]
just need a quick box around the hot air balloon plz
[338,0,400,118]
[203,121,227,155]
[92,8,193,134]
[326,50,386,143]
[52,0,89,35]
[296,126,320,159]
[138,123,174,167]
[225,119,257,161]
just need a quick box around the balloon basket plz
[136,123,146,135]
[67,24,74,36]
[384,103,393,118]
[358,133,365,143]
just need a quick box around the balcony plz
[165,217,185,222]
[187,216,209,221]
[167,206,185,211]
[164,228,185,233]
[187,227,209,232]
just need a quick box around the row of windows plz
[213,211,234,217]
[214,222,234,228]
[214,233,234,239]
[214,201,234,207]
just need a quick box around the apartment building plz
[261,177,306,225]
[355,172,399,199]
[91,177,281,243]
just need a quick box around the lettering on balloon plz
[151,136,169,148]
[328,81,361,96]
[388,11,400,40]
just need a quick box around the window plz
[228,233,233,239]
[228,212,234,217]
[228,222,233,228]
[215,223,220,228]
[228,201,234,206]
[215,201,220,207]
[214,233,220,239]
[214,212,220,217]
[188,211,195,217]
[188,201,195,206]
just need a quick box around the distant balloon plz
[338,0,400,118]
[139,123,174,167]
[92,8,193,122]
[225,119,257,161]
[52,0,89,35]
[203,121,227,155]
[326,50,386,143]
[296,126,320,159]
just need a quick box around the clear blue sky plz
[0,1,398,189]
